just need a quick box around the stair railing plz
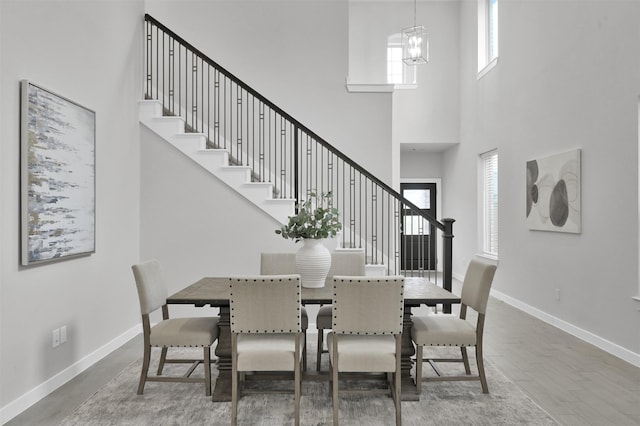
[143,14,455,296]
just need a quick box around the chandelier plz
[402,0,429,65]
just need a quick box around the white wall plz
[0,0,144,419]
[401,149,443,179]
[446,0,640,360]
[145,0,394,185]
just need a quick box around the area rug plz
[61,341,558,426]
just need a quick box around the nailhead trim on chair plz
[332,277,404,335]
[230,276,301,333]
[152,344,207,347]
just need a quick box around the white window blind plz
[481,150,499,257]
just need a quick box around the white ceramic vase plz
[295,239,331,288]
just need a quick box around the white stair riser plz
[263,200,296,220]
[149,117,185,135]
[217,167,251,187]
[242,184,273,201]
[167,134,206,154]
[365,264,388,276]
[192,150,229,170]
[138,100,163,120]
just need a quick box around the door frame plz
[400,178,442,272]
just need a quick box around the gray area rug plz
[61,340,558,426]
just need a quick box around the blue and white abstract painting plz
[21,81,95,265]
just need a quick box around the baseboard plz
[490,289,640,368]
[0,325,141,425]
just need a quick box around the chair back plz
[260,253,296,274]
[332,276,404,335]
[260,251,365,276]
[229,275,301,333]
[131,260,168,315]
[328,251,366,276]
[460,259,497,315]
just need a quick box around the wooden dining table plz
[167,276,460,401]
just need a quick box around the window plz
[387,33,416,85]
[478,0,499,75]
[480,150,498,258]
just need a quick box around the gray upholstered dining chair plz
[411,259,497,394]
[314,250,365,371]
[328,276,404,426]
[260,253,309,370]
[131,260,219,396]
[229,275,303,426]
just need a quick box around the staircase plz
[141,14,454,289]
[139,99,295,224]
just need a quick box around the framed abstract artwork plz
[20,80,96,266]
[526,148,581,234]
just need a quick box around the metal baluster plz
[236,88,242,165]
[372,182,377,265]
[259,103,265,183]
[206,65,210,143]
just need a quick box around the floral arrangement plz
[276,191,342,243]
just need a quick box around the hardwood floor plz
[482,299,640,425]
[6,285,640,426]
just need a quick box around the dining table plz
[167,276,461,402]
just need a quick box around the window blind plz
[482,151,499,256]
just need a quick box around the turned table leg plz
[400,305,420,401]
[212,306,232,402]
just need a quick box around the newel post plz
[442,218,455,314]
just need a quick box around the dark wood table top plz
[167,276,460,307]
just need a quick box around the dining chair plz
[328,276,404,426]
[259,253,309,370]
[229,275,303,426]
[314,251,366,371]
[410,259,497,394]
[131,260,219,396]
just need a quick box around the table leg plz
[400,306,420,401]
[212,306,232,402]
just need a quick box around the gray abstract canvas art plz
[21,81,96,265]
[526,149,581,233]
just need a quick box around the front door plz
[401,182,437,271]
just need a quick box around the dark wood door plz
[401,182,437,271]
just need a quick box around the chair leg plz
[395,335,401,426]
[476,345,489,393]
[461,346,471,374]
[415,345,423,394]
[316,328,324,371]
[204,347,212,397]
[302,330,307,372]
[231,335,238,425]
[332,339,339,426]
[395,371,401,426]
[295,334,301,426]
[157,347,168,375]
[137,344,151,395]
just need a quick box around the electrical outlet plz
[60,325,67,344]
[555,288,561,301]
[52,328,60,348]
